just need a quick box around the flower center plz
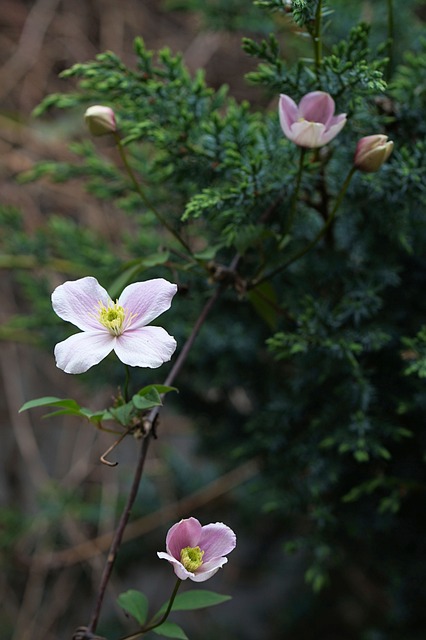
[180,546,204,572]
[98,301,127,335]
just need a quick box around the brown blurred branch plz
[31,459,257,571]
[0,0,62,102]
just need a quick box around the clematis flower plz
[84,105,117,136]
[279,91,347,148]
[354,134,394,172]
[52,276,177,374]
[157,517,236,582]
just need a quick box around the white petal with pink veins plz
[118,279,178,328]
[54,331,114,374]
[114,326,177,368]
[52,276,111,332]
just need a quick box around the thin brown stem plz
[87,434,151,633]
[251,168,355,288]
[82,254,240,636]
[113,133,193,256]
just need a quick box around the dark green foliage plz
[165,0,272,32]
[390,38,426,138]
[244,22,387,103]
[290,0,322,28]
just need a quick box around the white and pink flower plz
[354,134,394,172]
[84,105,117,136]
[52,276,177,374]
[157,517,236,582]
[279,91,347,148]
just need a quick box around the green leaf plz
[132,385,178,410]
[152,622,189,639]
[108,401,135,426]
[138,384,178,396]
[108,252,169,299]
[247,282,278,330]
[140,251,170,267]
[132,388,163,410]
[117,589,148,625]
[132,396,161,410]
[79,408,112,423]
[193,243,224,261]
[158,590,232,615]
[19,396,114,425]
[19,397,81,413]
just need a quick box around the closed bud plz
[354,134,394,172]
[84,105,116,136]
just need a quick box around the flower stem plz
[279,147,306,248]
[252,166,356,286]
[123,364,131,403]
[80,255,239,636]
[86,434,152,634]
[113,132,193,256]
[313,0,323,75]
[386,0,394,81]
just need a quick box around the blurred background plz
[0,3,280,639]
[1,2,426,640]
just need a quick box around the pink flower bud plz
[84,105,116,136]
[279,91,346,148]
[354,134,394,173]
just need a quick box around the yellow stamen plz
[180,546,204,572]
[97,300,127,335]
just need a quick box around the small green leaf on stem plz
[157,590,232,614]
[247,282,278,330]
[19,396,80,413]
[132,392,162,410]
[117,589,149,625]
[152,622,189,639]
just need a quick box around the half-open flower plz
[52,276,177,374]
[84,105,117,136]
[279,91,347,148]
[157,517,236,582]
[354,134,394,172]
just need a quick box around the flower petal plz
[118,279,178,329]
[157,553,196,581]
[113,326,177,368]
[290,121,327,148]
[199,523,237,562]
[278,94,299,139]
[52,277,111,332]
[319,114,347,145]
[54,332,114,374]
[166,517,202,559]
[298,91,335,125]
[190,557,228,582]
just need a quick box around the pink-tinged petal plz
[118,279,178,329]
[278,94,299,139]
[199,522,237,562]
[84,105,116,136]
[290,121,326,148]
[114,326,177,368]
[157,553,195,581]
[354,134,393,172]
[54,332,114,374]
[190,557,228,582]
[298,91,335,125]
[166,518,202,560]
[328,113,347,128]
[319,114,347,145]
[52,277,111,332]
